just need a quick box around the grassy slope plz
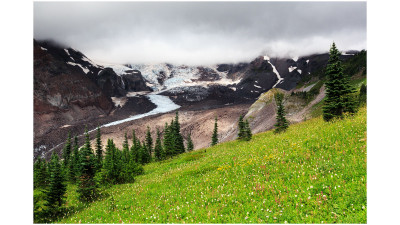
[59,108,367,224]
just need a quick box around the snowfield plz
[264,55,284,88]
[99,94,181,128]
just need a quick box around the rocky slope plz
[34,39,363,159]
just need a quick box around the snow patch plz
[67,62,89,74]
[111,97,128,107]
[64,49,75,62]
[265,59,283,88]
[40,47,47,51]
[289,66,297,73]
[306,59,309,64]
[297,69,302,74]
[254,85,262,88]
[99,94,180,128]
[292,56,299,62]
[230,87,237,91]
[263,55,270,61]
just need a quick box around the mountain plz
[33,39,362,159]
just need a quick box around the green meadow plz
[58,107,367,223]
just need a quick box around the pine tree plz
[62,132,72,179]
[141,140,151,164]
[211,116,219,146]
[154,128,164,161]
[145,126,153,157]
[323,42,358,121]
[77,127,97,201]
[95,127,103,171]
[274,93,289,133]
[163,122,174,158]
[172,112,185,154]
[359,83,367,106]
[45,153,66,211]
[70,135,80,183]
[34,157,48,189]
[237,115,245,140]
[122,132,130,163]
[103,139,119,184]
[244,119,252,141]
[130,130,139,163]
[186,131,194,152]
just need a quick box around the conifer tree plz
[173,112,185,154]
[154,128,164,161]
[130,130,139,163]
[211,116,219,146]
[323,42,357,121]
[145,126,153,156]
[71,135,80,183]
[95,127,103,171]
[186,131,194,152]
[122,132,130,163]
[141,140,151,164]
[62,132,72,165]
[237,115,245,140]
[34,158,48,189]
[77,127,97,201]
[359,83,367,105]
[163,122,174,157]
[274,93,289,133]
[103,139,119,184]
[244,119,252,141]
[45,153,66,211]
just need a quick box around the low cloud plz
[34,2,366,65]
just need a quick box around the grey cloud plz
[34,2,366,65]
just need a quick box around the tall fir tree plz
[45,153,66,211]
[95,127,103,171]
[211,116,219,146]
[62,132,72,165]
[154,128,164,161]
[77,127,97,201]
[141,140,151,164]
[237,115,245,140]
[71,135,80,183]
[163,122,174,157]
[173,112,185,154]
[122,132,130,163]
[130,130,140,163]
[103,139,120,184]
[274,93,289,133]
[244,119,252,141]
[359,83,367,106]
[186,131,194,152]
[145,126,153,156]
[323,42,357,121]
[34,157,48,189]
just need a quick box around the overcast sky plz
[34,1,366,65]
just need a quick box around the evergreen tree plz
[103,139,120,184]
[130,130,140,163]
[211,116,219,146]
[274,93,289,133]
[77,127,97,201]
[45,153,66,211]
[122,132,130,163]
[62,132,72,165]
[95,127,103,171]
[141,140,151,164]
[163,122,174,158]
[323,42,358,121]
[70,135,80,183]
[145,126,153,157]
[244,119,252,141]
[237,115,245,140]
[154,128,164,161]
[359,83,367,106]
[62,132,72,179]
[186,131,194,152]
[34,157,48,189]
[172,112,185,154]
